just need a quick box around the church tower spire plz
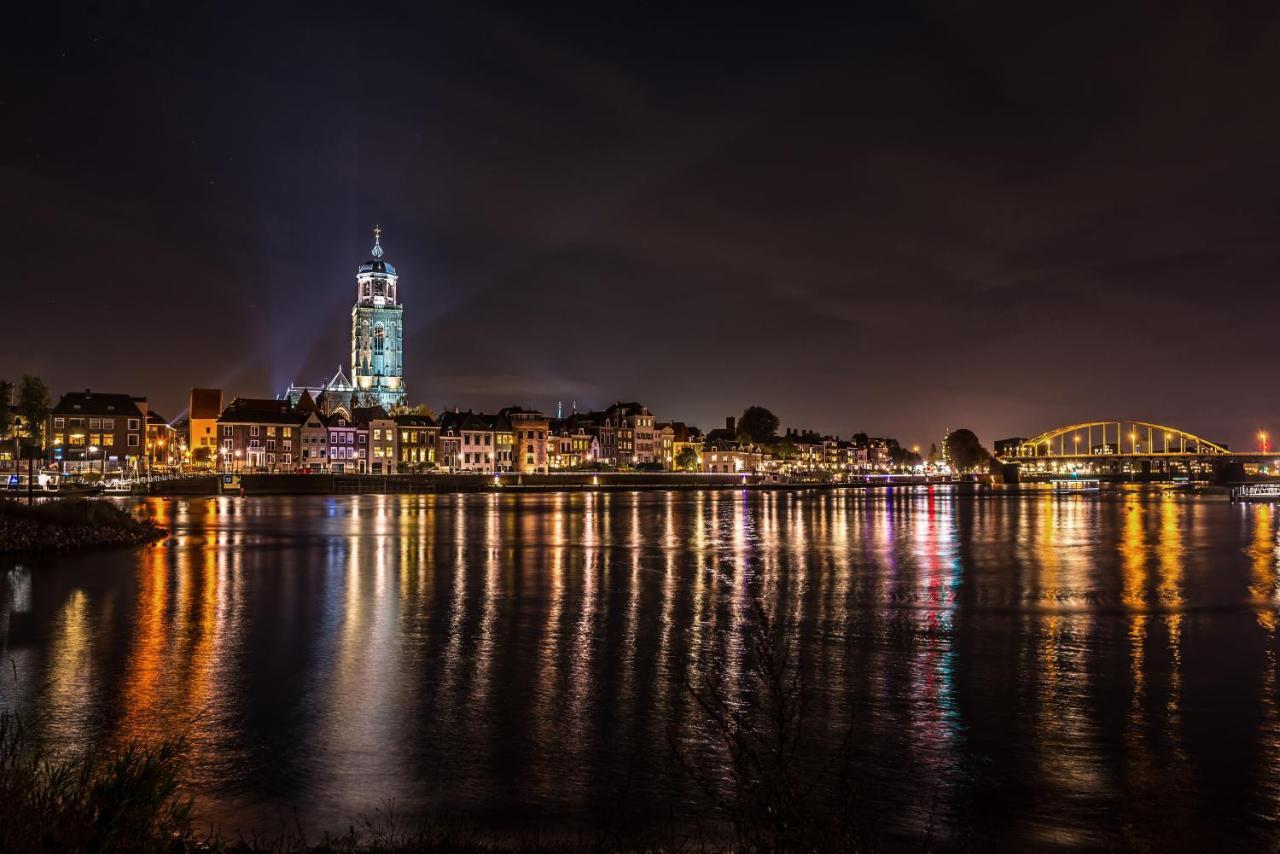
[351,225,406,410]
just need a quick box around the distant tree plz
[887,441,922,469]
[927,443,940,464]
[0,379,11,427]
[0,378,13,461]
[15,375,50,449]
[675,446,700,471]
[851,432,869,446]
[772,435,797,460]
[943,429,989,473]
[192,447,212,467]
[738,406,780,444]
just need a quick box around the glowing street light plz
[1260,431,1269,454]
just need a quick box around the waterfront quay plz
[140,471,971,497]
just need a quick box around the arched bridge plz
[998,420,1263,480]
[1008,420,1229,459]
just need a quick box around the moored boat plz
[1051,477,1101,494]
[1229,483,1280,502]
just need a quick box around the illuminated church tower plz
[351,226,406,410]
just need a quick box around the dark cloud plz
[3,1,1280,448]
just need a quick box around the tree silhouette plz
[739,406,780,444]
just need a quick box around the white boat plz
[1230,483,1280,502]
[1051,477,1101,494]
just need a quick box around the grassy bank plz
[0,498,165,553]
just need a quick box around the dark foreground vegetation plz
[0,498,165,553]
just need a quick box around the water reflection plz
[2,490,1280,847]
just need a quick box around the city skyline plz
[5,5,1280,450]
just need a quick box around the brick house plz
[49,390,148,476]
[353,405,397,474]
[216,398,302,472]
[394,413,438,471]
[502,407,548,474]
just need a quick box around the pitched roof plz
[189,388,223,420]
[217,397,302,425]
[351,405,392,425]
[394,413,438,428]
[437,409,493,433]
[705,438,758,453]
[606,401,650,417]
[482,413,513,432]
[657,421,698,442]
[53,391,144,418]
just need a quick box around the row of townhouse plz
[208,394,900,478]
[547,403,674,469]
[431,403,675,474]
[33,383,913,481]
[214,393,399,474]
[210,397,622,475]
[693,417,903,477]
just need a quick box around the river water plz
[2,489,1280,849]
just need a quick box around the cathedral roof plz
[326,367,353,392]
[357,225,397,276]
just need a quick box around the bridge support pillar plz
[1214,461,1246,484]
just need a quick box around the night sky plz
[5,2,1280,449]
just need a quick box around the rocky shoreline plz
[0,499,166,553]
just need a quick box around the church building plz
[351,225,406,410]
[283,226,407,412]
